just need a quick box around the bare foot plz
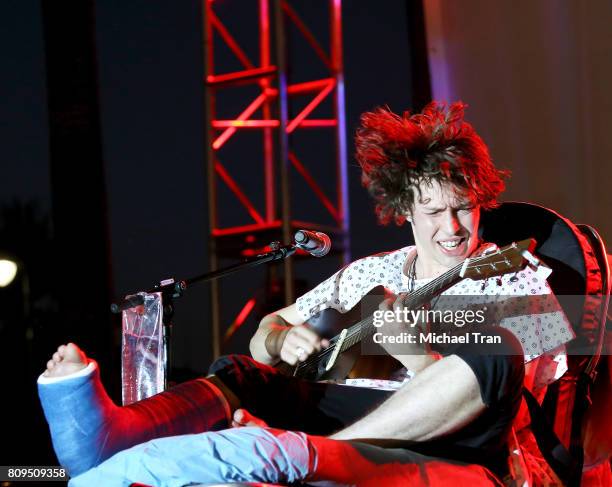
[231,408,268,428]
[43,343,88,378]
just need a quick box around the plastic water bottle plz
[121,293,165,405]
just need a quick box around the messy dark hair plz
[355,101,509,225]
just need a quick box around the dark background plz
[5,0,609,474]
[1,0,426,467]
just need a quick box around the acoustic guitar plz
[278,239,538,381]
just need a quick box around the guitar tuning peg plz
[481,280,487,292]
[509,272,519,283]
[496,277,503,286]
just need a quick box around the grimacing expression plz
[409,181,481,277]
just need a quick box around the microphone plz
[294,230,331,257]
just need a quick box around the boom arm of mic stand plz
[110,244,297,313]
[184,244,297,287]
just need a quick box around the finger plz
[52,352,61,363]
[284,332,317,353]
[290,326,322,345]
[291,326,330,352]
[282,342,312,363]
[285,344,309,363]
[287,337,315,356]
[280,349,298,366]
[47,359,55,370]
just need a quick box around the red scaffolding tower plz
[203,0,349,358]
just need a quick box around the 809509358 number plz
[2,466,69,481]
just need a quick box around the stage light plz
[0,259,18,287]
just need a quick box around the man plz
[38,102,573,486]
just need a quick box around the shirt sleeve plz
[295,252,400,322]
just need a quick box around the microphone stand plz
[111,241,298,388]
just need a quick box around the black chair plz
[482,202,610,486]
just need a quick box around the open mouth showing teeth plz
[438,238,464,250]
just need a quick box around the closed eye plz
[423,207,444,215]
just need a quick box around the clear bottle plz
[121,293,165,405]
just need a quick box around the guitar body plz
[279,286,401,381]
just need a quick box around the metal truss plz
[203,0,349,358]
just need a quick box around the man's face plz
[409,180,481,276]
